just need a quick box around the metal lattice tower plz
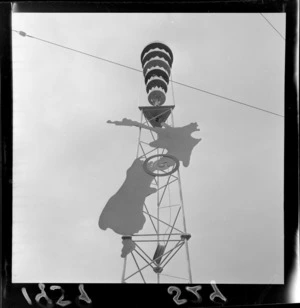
[121,42,192,284]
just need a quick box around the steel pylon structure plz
[121,42,192,284]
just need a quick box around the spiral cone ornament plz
[141,42,174,106]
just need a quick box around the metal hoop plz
[143,154,179,177]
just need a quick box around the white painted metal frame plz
[121,107,193,283]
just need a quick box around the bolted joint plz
[122,235,132,240]
[18,31,27,37]
[180,233,191,241]
[153,266,163,274]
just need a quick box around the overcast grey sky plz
[12,13,285,283]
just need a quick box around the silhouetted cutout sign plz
[99,118,201,257]
[149,122,201,167]
[121,238,136,258]
[99,158,157,235]
[143,154,179,176]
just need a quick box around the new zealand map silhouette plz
[99,118,201,257]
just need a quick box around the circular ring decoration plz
[143,154,179,177]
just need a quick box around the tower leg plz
[122,110,143,283]
[177,169,193,283]
[121,256,127,283]
[172,105,192,284]
[184,240,193,283]
[157,148,160,283]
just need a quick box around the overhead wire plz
[12,30,284,118]
[171,80,284,117]
[12,30,141,73]
[260,13,286,41]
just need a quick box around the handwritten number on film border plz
[210,280,227,304]
[22,282,226,306]
[186,286,202,304]
[49,286,72,307]
[168,282,227,305]
[167,286,188,305]
[35,283,53,307]
[21,283,92,307]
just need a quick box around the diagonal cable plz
[134,243,155,267]
[124,241,185,281]
[142,210,184,233]
[13,30,284,118]
[260,13,286,41]
[160,273,189,281]
[163,207,182,251]
[143,203,158,234]
[158,175,172,206]
[131,251,146,283]
[160,241,185,268]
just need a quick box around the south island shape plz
[99,158,156,235]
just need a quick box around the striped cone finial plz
[141,42,173,106]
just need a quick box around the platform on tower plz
[139,105,175,128]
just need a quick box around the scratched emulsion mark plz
[99,118,201,257]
